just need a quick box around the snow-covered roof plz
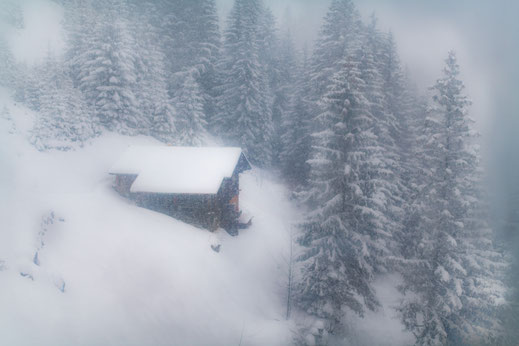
[109,146,250,194]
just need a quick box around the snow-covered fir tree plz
[190,0,221,123]
[257,7,280,131]
[146,0,220,122]
[398,51,506,346]
[271,29,297,167]
[74,1,143,134]
[0,37,16,89]
[497,163,519,345]
[130,1,172,136]
[151,99,177,145]
[31,56,98,151]
[359,18,406,258]
[214,0,274,166]
[309,0,359,102]
[280,46,312,188]
[172,73,208,146]
[0,0,22,93]
[297,49,387,337]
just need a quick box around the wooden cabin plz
[109,146,251,231]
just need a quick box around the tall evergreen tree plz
[298,47,386,337]
[191,0,221,123]
[0,37,17,89]
[31,56,98,151]
[359,18,406,256]
[214,0,273,166]
[398,52,506,346]
[500,185,519,345]
[309,0,359,102]
[173,73,208,146]
[297,3,412,340]
[271,29,297,167]
[146,0,220,122]
[75,2,142,134]
[280,46,312,188]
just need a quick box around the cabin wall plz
[132,193,226,231]
[219,170,240,212]
[113,160,248,232]
[113,174,137,196]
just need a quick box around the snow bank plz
[0,89,297,345]
[0,88,412,345]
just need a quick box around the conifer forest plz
[0,0,518,345]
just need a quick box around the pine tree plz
[280,46,312,188]
[76,3,142,134]
[0,37,16,89]
[31,56,98,151]
[152,99,177,145]
[398,52,506,346]
[309,0,359,101]
[17,63,45,112]
[61,0,97,88]
[500,183,519,345]
[130,0,172,136]
[297,2,410,338]
[360,18,406,258]
[146,0,220,123]
[214,0,273,166]
[358,19,430,280]
[271,29,297,167]
[191,0,221,123]
[298,48,386,336]
[173,73,208,146]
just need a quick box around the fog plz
[10,0,519,148]
[216,0,519,245]
[2,0,64,64]
[1,0,518,344]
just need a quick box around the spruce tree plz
[298,48,385,336]
[147,0,220,122]
[500,185,519,345]
[280,47,312,188]
[173,73,208,146]
[76,3,142,134]
[214,0,273,166]
[360,18,405,256]
[271,29,297,168]
[31,56,98,151]
[398,52,506,346]
[309,0,359,101]
[0,37,16,89]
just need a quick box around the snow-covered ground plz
[0,87,412,345]
[0,88,297,345]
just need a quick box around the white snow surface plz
[0,88,413,345]
[0,88,297,345]
[109,145,246,194]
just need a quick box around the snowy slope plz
[0,88,298,346]
[0,87,413,346]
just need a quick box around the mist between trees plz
[0,0,517,345]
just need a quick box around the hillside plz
[0,88,299,345]
[0,86,416,346]
[1,0,515,344]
